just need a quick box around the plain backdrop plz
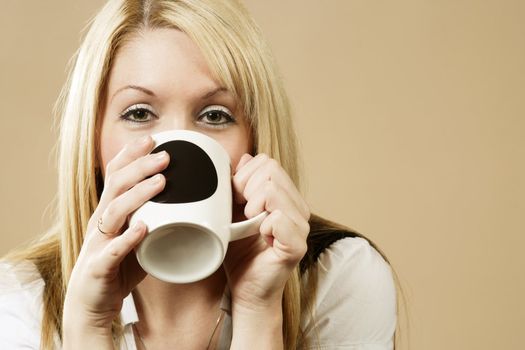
[1,1,524,349]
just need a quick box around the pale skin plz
[62,28,310,349]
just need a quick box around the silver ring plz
[97,217,117,235]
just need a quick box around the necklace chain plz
[133,309,226,350]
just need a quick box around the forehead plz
[107,28,219,98]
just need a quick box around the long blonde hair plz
[3,1,401,349]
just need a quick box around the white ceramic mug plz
[129,130,267,284]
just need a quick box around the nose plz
[160,112,195,133]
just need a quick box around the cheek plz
[221,131,253,170]
[230,153,245,173]
[99,131,129,178]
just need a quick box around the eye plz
[197,105,236,128]
[119,104,157,124]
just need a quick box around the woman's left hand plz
[224,153,310,312]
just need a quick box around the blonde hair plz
[3,0,401,349]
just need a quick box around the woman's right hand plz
[62,135,169,338]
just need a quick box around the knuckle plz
[106,172,128,196]
[264,180,275,195]
[233,173,244,188]
[300,220,310,235]
[242,187,250,201]
[272,209,283,220]
[267,158,280,171]
[245,200,264,219]
[244,202,256,218]
[262,182,276,210]
[297,242,308,257]
[133,157,149,179]
[106,244,121,259]
[104,201,120,219]
[233,174,246,193]
[105,173,118,188]
[242,180,254,199]
[255,153,269,163]
[303,203,311,221]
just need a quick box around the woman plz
[0,0,397,349]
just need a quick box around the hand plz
[63,135,169,332]
[225,153,310,312]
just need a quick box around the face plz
[98,28,252,178]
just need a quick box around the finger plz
[232,153,253,204]
[242,159,310,220]
[232,153,269,204]
[235,153,254,173]
[95,221,147,276]
[97,135,156,209]
[259,210,308,263]
[99,174,166,235]
[244,180,306,232]
[120,245,148,296]
[100,150,169,206]
[104,135,154,177]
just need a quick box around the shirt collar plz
[120,292,139,325]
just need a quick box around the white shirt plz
[0,237,396,349]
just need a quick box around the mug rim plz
[136,221,225,284]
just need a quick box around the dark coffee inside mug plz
[150,140,218,203]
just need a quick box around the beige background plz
[1,1,524,349]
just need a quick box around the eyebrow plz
[111,85,155,102]
[110,85,228,103]
[201,86,228,99]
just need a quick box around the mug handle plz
[230,211,269,241]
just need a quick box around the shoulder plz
[303,237,397,349]
[0,260,45,292]
[0,260,45,348]
[315,237,396,304]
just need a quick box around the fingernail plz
[131,221,142,232]
[151,174,163,183]
[139,135,150,144]
[154,151,168,160]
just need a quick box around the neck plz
[132,266,227,328]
